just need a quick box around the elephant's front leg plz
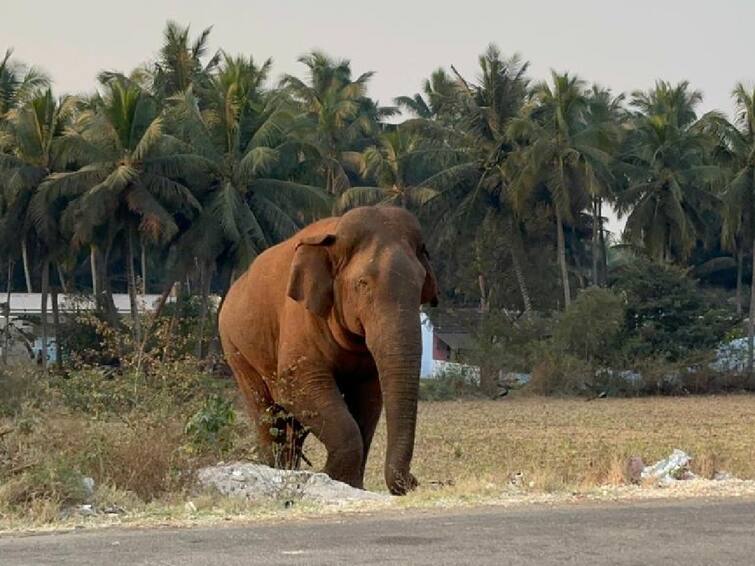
[274,358,365,488]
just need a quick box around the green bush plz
[185,395,237,452]
[553,287,625,363]
[612,258,735,361]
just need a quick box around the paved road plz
[2,498,755,565]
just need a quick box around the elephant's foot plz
[322,441,365,489]
[386,468,418,496]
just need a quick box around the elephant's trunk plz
[366,307,422,495]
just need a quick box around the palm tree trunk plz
[91,244,118,327]
[570,225,586,289]
[556,208,571,308]
[511,247,532,315]
[90,245,98,297]
[478,274,490,313]
[56,262,69,294]
[40,261,49,374]
[591,198,599,286]
[736,247,744,317]
[125,228,142,343]
[21,238,32,293]
[140,239,147,294]
[196,260,213,359]
[598,200,608,286]
[51,285,62,369]
[748,236,755,378]
[163,281,181,362]
[3,260,13,364]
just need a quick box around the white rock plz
[713,471,735,481]
[81,476,95,498]
[641,449,692,484]
[196,463,390,504]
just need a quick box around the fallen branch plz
[9,461,35,475]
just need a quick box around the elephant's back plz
[218,216,341,367]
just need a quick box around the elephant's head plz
[286,206,438,494]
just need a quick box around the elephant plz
[218,206,438,495]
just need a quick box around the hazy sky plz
[4,0,755,116]
[4,0,755,234]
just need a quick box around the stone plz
[196,463,390,505]
[75,504,96,516]
[81,476,95,498]
[641,449,692,485]
[625,456,645,484]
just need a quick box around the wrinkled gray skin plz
[219,206,438,495]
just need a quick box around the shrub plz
[185,395,237,453]
[528,351,593,396]
[469,313,548,373]
[553,287,625,363]
[0,456,88,512]
[612,258,735,360]
[0,367,47,417]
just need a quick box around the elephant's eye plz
[356,278,369,289]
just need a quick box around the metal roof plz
[0,293,178,314]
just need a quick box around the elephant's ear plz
[287,234,336,317]
[419,245,439,307]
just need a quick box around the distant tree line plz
[1,22,753,365]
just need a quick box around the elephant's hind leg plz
[223,343,277,466]
[343,376,382,482]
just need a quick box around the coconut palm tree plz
[336,128,444,212]
[394,68,460,122]
[702,84,755,374]
[0,49,49,119]
[617,81,719,264]
[508,72,614,307]
[168,53,330,356]
[151,21,220,101]
[417,46,531,222]
[281,51,395,196]
[35,74,204,338]
[583,86,626,285]
[0,88,77,369]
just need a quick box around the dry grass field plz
[322,395,755,493]
[5,391,755,530]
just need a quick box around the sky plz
[5,0,755,234]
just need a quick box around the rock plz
[641,449,692,485]
[81,476,95,498]
[509,472,525,487]
[75,504,96,516]
[196,463,390,505]
[625,456,645,484]
[102,505,125,515]
[713,471,735,481]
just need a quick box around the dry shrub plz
[692,450,722,480]
[528,352,593,396]
[83,419,193,500]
